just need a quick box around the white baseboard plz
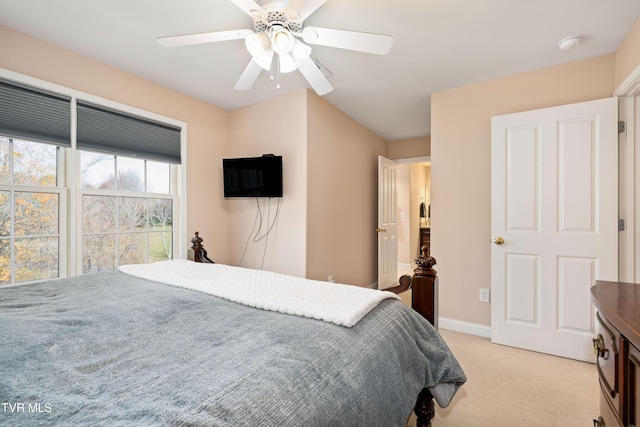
[398,263,412,270]
[438,317,491,339]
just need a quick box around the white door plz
[491,98,618,362]
[377,156,398,289]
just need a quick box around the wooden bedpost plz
[412,245,438,426]
[384,248,439,427]
[385,247,438,427]
[412,245,438,328]
[189,231,214,263]
[414,388,436,427]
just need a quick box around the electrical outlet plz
[479,288,490,303]
[328,274,334,283]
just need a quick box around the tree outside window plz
[80,151,173,274]
[0,137,59,284]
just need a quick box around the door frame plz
[377,156,430,286]
[615,64,640,282]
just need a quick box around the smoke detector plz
[558,35,582,51]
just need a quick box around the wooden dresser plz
[591,281,640,427]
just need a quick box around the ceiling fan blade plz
[297,58,333,95]
[158,29,253,48]
[285,0,327,21]
[301,26,393,55]
[229,0,266,17]
[234,60,263,90]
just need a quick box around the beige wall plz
[431,54,616,327]
[227,89,386,285]
[616,18,640,88]
[306,92,387,287]
[0,24,230,261]
[227,91,308,276]
[388,136,431,159]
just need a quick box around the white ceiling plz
[1,0,639,141]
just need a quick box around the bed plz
[0,237,466,426]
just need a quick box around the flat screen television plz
[223,155,283,198]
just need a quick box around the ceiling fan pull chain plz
[270,54,275,82]
[276,57,281,89]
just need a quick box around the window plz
[0,137,62,284]
[79,151,174,273]
[0,75,184,285]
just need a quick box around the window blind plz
[0,79,71,146]
[77,101,181,164]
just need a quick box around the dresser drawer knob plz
[593,334,609,359]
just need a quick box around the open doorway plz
[396,157,431,274]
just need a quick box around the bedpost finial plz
[414,245,437,276]
[191,231,203,250]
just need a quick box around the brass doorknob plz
[494,237,505,245]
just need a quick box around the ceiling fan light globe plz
[279,53,298,73]
[245,32,271,57]
[291,39,311,62]
[253,47,274,71]
[271,28,294,54]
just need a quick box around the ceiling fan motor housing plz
[252,10,302,34]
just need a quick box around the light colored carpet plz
[407,328,599,426]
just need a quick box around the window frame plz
[0,178,68,285]
[0,137,68,286]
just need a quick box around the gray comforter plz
[0,270,466,426]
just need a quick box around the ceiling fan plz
[157,0,393,95]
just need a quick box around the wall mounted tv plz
[223,155,283,198]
